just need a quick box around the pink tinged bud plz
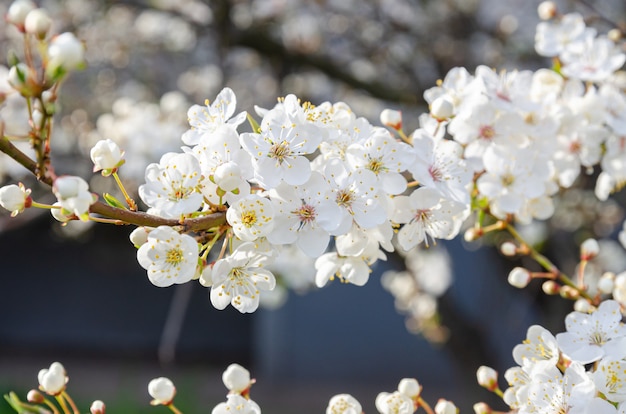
[473,402,492,414]
[434,399,457,414]
[24,9,52,39]
[222,363,251,394]
[508,267,531,288]
[598,272,615,294]
[500,242,517,256]
[90,400,106,414]
[559,285,579,300]
[27,390,44,404]
[398,378,421,398]
[37,362,67,396]
[476,366,498,391]
[0,183,32,216]
[430,96,454,120]
[380,109,402,130]
[542,280,560,295]
[537,1,557,20]
[6,0,36,30]
[580,238,599,261]
[464,228,481,242]
[148,377,176,406]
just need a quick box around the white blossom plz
[38,362,67,396]
[137,226,199,287]
[148,377,176,405]
[326,394,362,414]
[210,242,276,313]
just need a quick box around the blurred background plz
[1,0,626,412]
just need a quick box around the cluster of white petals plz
[502,300,626,413]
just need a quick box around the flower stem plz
[504,223,595,304]
[112,171,137,211]
[416,397,434,414]
[61,391,80,414]
[168,403,184,414]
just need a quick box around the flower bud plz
[129,226,150,248]
[559,285,579,300]
[27,389,44,404]
[500,241,517,256]
[537,1,557,20]
[148,377,176,406]
[0,183,32,216]
[464,227,482,242]
[380,109,402,130]
[24,9,52,39]
[542,280,560,295]
[90,400,106,414]
[434,399,458,414]
[46,32,85,79]
[199,265,213,287]
[608,29,622,42]
[90,139,124,175]
[430,96,454,120]
[222,363,251,394]
[508,267,531,289]
[580,238,599,261]
[6,0,36,31]
[398,378,421,398]
[598,272,615,294]
[476,366,498,391]
[573,299,593,313]
[8,63,39,96]
[473,402,492,414]
[37,362,67,396]
[213,161,242,192]
[53,175,96,221]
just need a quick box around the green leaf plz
[246,113,261,134]
[103,193,127,210]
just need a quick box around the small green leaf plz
[247,113,261,134]
[103,193,127,209]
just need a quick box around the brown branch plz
[1,134,226,232]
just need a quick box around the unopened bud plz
[46,32,86,79]
[222,363,252,394]
[573,299,593,313]
[500,241,517,256]
[464,227,482,242]
[6,0,37,31]
[542,280,560,295]
[580,238,599,261]
[473,402,492,414]
[434,399,457,414]
[90,400,106,414]
[129,226,150,248]
[537,1,557,20]
[598,272,615,294]
[380,109,402,130]
[27,389,44,404]
[559,285,579,300]
[476,366,498,391]
[148,377,176,406]
[508,267,531,288]
[430,96,454,120]
[608,29,622,42]
[398,378,421,398]
[24,9,52,39]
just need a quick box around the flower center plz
[479,125,495,140]
[429,165,443,182]
[166,248,184,266]
[501,173,515,187]
[367,157,385,174]
[292,203,317,229]
[241,210,257,227]
[336,190,353,208]
[268,141,291,163]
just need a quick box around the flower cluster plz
[488,300,626,413]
